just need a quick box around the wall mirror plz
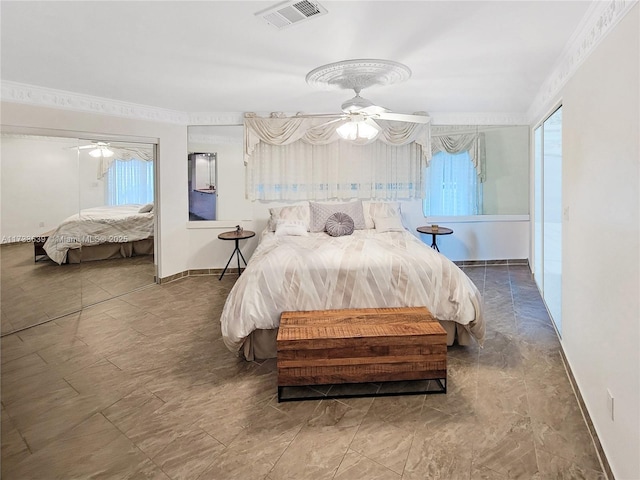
[426,125,529,216]
[0,132,157,336]
[187,125,247,222]
[188,152,217,220]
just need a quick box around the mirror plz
[188,152,217,220]
[427,125,529,215]
[1,134,82,333]
[187,125,247,221]
[1,132,157,335]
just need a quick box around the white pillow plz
[275,220,309,237]
[268,204,310,231]
[138,203,153,213]
[363,202,401,229]
[374,216,405,232]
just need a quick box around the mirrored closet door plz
[1,132,157,335]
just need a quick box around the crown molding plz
[187,112,244,125]
[1,80,190,124]
[429,112,529,125]
[527,0,638,123]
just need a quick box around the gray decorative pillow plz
[309,200,366,232]
[325,212,355,237]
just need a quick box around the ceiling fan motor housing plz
[341,94,374,113]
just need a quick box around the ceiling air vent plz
[256,0,328,30]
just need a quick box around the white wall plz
[1,135,80,240]
[535,6,639,478]
[78,151,106,209]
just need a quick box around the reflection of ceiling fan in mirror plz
[301,59,430,140]
[75,141,114,158]
[73,141,153,160]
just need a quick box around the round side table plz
[416,226,453,252]
[218,230,255,279]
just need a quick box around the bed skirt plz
[66,238,154,263]
[241,319,472,362]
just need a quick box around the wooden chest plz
[277,307,447,397]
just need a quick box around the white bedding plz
[43,205,154,264]
[220,228,485,354]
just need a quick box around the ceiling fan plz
[300,59,430,140]
[74,141,114,158]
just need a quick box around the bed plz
[220,201,485,361]
[43,204,154,264]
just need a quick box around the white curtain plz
[247,140,424,201]
[430,129,485,181]
[106,159,154,206]
[244,113,431,201]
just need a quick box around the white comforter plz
[43,205,154,264]
[220,229,485,353]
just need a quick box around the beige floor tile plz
[152,426,225,480]
[349,412,415,474]
[334,450,401,480]
[3,413,149,479]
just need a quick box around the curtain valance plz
[244,112,431,162]
[98,147,154,179]
[430,131,485,182]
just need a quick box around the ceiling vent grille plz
[256,1,328,30]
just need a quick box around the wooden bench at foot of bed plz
[276,307,447,401]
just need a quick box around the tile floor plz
[1,242,155,335]
[1,265,607,479]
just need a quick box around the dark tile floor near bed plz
[1,265,606,479]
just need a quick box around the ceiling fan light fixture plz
[89,147,114,158]
[336,119,379,140]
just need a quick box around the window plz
[423,150,481,216]
[106,159,154,205]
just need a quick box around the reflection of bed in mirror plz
[42,204,154,264]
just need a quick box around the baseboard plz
[158,268,243,283]
[558,348,615,480]
[453,258,529,267]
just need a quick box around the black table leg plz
[431,234,440,252]
[219,239,249,280]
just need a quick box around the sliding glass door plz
[533,106,563,334]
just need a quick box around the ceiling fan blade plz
[295,113,345,119]
[374,112,431,124]
[360,104,390,115]
[308,118,345,129]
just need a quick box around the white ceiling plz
[1,1,593,118]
